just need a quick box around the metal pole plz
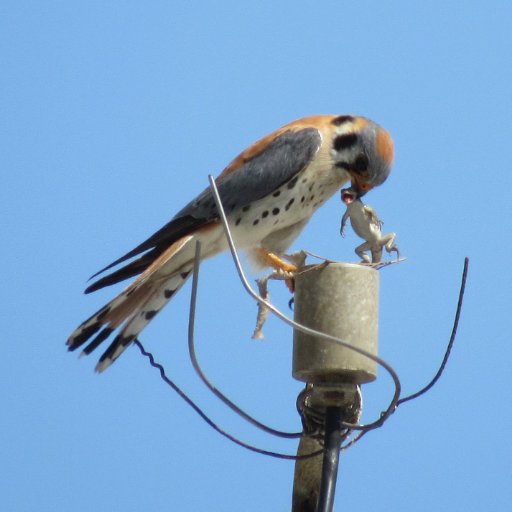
[291,262,379,511]
[292,434,323,512]
[292,384,361,512]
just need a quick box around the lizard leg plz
[371,247,383,264]
[382,233,400,260]
[355,242,372,264]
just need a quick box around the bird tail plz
[67,236,194,372]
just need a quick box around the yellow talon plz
[256,249,298,273]
[254,249,297,293]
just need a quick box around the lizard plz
[340,187,399,264]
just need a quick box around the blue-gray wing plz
[86,127,321,292]
[176,128,321,219]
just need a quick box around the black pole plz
[316,407,343,512]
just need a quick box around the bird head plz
[330,116,394,197]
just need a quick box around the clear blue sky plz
[2,1,511,510]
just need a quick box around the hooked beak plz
[350,175,374,198]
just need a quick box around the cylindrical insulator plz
[293,262,379,384]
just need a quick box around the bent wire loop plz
[188,239,302,439]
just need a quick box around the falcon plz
[67,114,394,372]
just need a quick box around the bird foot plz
[255,249,303,293]
[256,249,299,273]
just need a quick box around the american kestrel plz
[68,114,394,372]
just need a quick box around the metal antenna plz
[206,175,401,512]
[206,175,401,432]
[133,174,467,512]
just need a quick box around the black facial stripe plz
[333,133,358,152]
[335,153,369,175]
[331,115,355,126]
[354,154,369,172]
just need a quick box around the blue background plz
[2,1,511,510]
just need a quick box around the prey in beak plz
[339,187,400,264]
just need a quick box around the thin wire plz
[342,258,469,448]
[135,253,469,457]
[396,257,469,406]
[188,240,302,439]
[207,175,401,432]
[134,338,313,459]
[339,430,367,451]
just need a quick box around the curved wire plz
[188,240,302,439]
[134,175,468,460]
[137,330,360,457]
[135,250,468,458]
[138,253,469,457]
[134,338,323,460]
[396,257,469,406]
[207,175,401,432]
